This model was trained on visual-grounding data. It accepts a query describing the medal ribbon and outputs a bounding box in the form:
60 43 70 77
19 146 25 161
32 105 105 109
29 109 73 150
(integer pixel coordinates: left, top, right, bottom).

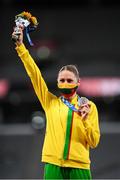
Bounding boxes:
60 96 82 112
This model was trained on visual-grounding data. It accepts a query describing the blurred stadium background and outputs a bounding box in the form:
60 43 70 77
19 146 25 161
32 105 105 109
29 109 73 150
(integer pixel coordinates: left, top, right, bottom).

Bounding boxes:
0 0 120 179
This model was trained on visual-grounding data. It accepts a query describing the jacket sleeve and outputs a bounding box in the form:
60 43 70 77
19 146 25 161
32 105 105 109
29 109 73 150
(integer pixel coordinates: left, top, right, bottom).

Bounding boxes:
83 101 100 148
15 43 57 111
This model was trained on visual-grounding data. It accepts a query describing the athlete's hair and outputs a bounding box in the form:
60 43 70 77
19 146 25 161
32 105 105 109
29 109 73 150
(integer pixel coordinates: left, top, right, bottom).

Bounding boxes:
59 64 80 81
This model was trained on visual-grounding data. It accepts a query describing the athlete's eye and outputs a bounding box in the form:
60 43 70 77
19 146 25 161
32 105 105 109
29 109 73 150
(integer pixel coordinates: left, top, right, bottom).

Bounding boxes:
67 79 73 83
60 79 65 83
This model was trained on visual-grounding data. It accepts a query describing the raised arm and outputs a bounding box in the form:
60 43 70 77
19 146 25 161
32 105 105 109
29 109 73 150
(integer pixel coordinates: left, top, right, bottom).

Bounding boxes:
12 27 57 111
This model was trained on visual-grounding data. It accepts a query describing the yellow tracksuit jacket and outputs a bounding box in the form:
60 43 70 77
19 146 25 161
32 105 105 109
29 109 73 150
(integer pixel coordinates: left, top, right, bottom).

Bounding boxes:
16 43 100 169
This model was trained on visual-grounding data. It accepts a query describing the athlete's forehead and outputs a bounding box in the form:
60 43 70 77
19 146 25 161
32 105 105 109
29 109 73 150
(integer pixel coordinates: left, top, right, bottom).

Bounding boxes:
58 70 76 79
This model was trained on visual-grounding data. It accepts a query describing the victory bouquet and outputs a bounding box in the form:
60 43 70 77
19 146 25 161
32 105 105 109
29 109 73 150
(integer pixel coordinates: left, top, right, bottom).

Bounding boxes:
12 11 38 46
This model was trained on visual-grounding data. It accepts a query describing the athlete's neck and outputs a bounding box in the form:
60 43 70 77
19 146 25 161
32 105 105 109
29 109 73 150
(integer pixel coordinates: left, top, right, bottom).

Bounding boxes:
62 92 76 101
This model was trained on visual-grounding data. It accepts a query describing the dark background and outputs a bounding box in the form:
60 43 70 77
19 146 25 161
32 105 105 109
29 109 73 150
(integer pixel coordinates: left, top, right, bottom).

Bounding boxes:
0 0 120 179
